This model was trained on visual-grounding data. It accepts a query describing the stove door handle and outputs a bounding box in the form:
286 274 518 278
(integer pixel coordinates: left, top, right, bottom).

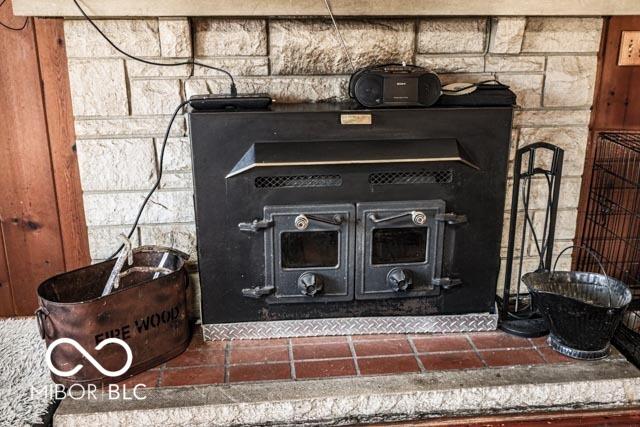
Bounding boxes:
294 214 343 230
433 277 462 290
238 219 274 233
368 211 427 225
435 211 467 291
435 213 468 225
241 285 275 298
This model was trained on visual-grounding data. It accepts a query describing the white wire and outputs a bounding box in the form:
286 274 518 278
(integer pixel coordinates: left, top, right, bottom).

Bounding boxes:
323 0 356 71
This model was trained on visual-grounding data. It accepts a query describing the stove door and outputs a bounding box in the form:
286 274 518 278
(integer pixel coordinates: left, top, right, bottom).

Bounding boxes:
356 200 445 300
264 204 355 304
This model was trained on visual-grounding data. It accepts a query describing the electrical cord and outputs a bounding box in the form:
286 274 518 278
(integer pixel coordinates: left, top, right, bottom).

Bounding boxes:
0 0 29 31
69 0 237 258
481 17 493 57
441 79 502 94
323 0 356 72
440 20 498 95
107 100 190 260
72 0 237 96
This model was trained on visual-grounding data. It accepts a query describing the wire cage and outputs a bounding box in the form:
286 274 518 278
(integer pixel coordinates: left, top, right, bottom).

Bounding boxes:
575 131 640 364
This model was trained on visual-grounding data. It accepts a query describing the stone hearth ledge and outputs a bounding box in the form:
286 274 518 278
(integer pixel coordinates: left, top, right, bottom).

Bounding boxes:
12 0 640 17
55 359 640 426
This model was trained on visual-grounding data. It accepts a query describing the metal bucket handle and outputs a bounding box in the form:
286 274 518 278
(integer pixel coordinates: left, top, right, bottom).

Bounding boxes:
35 306 50 339
118 266 175 279
552 245 612 307
552 245 609 281
133 245 190 261
103 242 190 296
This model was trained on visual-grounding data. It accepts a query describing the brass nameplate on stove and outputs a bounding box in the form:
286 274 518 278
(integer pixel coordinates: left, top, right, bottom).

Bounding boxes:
341 114 372 125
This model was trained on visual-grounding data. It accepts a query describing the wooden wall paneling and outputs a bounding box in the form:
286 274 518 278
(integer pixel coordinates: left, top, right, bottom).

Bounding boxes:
574 16 640 270
622 57 640 128
592 16 640 131
0 8 66 314
34 18 90 270
0 229 15 316
373 407 640 426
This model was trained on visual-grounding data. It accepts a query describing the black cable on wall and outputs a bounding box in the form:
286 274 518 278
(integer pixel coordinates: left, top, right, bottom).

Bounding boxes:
72 0 237 96
0 0 29 31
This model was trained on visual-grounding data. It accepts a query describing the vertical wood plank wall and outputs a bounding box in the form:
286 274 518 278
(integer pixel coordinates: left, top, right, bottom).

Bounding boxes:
591 17 640 131
34 19 90 271
0 2 89 316
574 16 640 269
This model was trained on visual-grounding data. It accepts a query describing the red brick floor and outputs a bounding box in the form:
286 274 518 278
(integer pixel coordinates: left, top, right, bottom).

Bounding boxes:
119 328 582 389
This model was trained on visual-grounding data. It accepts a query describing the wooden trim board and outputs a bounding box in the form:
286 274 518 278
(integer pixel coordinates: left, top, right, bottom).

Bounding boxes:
34 18 90 271
0 3 89 316
12 0 640 18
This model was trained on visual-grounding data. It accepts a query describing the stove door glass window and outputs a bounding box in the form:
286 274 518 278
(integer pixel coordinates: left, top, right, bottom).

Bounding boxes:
356 200 446 300
281 231 339 268
371 227 428 265
264 203 354 304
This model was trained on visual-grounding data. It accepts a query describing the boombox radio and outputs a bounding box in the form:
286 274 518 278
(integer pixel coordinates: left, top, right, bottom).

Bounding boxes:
349 63 442 108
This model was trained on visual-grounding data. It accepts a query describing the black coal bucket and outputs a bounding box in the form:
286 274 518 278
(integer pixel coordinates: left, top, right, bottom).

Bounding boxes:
522 246 632 360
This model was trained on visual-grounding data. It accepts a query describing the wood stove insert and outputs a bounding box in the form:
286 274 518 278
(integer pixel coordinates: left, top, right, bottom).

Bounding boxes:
189 94 515 339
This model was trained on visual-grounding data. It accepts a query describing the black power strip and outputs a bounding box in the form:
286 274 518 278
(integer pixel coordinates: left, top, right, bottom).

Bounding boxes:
189 94 272 111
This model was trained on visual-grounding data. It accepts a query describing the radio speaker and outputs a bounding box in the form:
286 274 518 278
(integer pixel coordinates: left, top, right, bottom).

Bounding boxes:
353 74 383 107
418 73 442 106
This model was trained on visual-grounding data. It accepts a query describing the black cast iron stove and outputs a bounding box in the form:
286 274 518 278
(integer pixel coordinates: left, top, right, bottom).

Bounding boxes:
189 89 515 340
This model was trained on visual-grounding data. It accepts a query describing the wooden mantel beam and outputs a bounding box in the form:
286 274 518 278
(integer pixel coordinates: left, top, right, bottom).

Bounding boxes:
12 0 640 17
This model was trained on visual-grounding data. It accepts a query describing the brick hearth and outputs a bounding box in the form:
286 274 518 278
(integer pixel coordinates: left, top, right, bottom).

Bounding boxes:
117 326 598 389
56 325 640 425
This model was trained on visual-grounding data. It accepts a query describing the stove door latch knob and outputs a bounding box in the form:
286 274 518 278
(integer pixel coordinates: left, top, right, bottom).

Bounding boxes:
387 268 412 292
298 272 324 296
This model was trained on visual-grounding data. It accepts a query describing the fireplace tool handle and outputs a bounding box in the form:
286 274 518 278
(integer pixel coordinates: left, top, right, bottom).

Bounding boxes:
500 141 564 337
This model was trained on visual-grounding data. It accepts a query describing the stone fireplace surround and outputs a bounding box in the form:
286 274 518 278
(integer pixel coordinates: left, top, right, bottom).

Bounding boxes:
19 3 608 318
12 3 640 424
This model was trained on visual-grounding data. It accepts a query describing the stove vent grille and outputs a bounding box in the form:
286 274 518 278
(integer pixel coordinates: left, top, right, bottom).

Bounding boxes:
255 174 342 188
369 169 453 185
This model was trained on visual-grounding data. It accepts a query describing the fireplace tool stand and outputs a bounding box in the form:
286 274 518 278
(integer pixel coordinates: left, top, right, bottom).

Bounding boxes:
499 142 564 337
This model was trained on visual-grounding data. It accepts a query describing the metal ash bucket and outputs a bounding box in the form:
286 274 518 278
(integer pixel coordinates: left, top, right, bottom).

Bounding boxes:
522 247 632 360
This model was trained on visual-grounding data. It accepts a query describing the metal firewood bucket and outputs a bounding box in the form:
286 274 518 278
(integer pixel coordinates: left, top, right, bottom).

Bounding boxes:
36 246 191 387
522 246 632 360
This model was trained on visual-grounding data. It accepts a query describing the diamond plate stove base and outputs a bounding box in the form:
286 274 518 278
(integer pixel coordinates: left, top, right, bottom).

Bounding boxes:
202 312 498 340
